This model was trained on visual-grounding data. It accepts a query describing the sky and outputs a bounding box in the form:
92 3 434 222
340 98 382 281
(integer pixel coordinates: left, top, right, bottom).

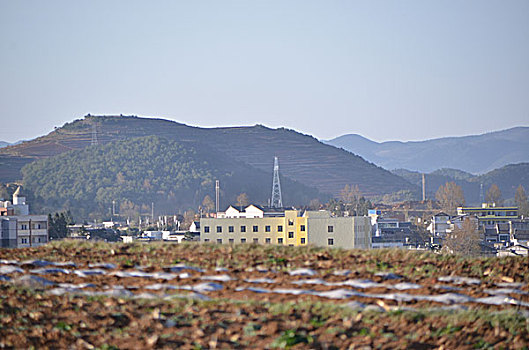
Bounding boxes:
1 1 528 143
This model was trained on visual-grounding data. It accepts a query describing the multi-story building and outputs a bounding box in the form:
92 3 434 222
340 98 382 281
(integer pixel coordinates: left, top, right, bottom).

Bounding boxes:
0 187 48 248
457 203 518 228
200 205 371 249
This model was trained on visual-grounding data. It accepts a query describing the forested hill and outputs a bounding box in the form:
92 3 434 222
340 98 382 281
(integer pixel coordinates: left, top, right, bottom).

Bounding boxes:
21 136 322 219
1 115 416 197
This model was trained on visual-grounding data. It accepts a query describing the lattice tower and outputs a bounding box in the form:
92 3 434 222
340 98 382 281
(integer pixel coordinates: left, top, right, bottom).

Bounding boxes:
271 157 283 208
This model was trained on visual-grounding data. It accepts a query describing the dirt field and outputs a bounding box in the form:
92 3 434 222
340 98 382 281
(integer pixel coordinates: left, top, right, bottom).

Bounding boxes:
1 241 528 349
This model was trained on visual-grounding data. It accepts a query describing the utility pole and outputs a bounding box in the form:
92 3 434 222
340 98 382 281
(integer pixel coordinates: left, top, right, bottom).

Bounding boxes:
422 173 426 202
215 180 220 213
151 202 154 225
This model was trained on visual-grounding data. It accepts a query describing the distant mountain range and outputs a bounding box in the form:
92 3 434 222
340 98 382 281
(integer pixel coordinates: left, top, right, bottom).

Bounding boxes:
0 141 11 148
325 127 529 174
0 115 416 217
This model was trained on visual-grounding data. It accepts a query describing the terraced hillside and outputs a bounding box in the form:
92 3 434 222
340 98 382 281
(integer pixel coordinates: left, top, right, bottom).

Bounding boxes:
0 115 416 197
1 241 528 349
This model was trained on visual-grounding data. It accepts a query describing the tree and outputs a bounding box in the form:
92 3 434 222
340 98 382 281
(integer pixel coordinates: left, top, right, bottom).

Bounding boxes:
202 195 215 213
183 210 197 229
435 182 465 214
308 198 321 210
443 217 481 256
340 185 361 209
515 185 529 217
48 212 69 239
236 193 249 208
485 184 503 206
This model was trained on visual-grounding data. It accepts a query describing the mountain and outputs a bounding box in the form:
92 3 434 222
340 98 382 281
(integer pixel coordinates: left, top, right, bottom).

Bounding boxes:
392 163 529 205
21 136 322 218
0 141 10 148
0 115 417 200
325 127 529 174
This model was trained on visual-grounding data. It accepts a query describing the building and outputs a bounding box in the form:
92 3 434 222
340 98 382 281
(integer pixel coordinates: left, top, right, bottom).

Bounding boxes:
457 203 518 228
427 212 451 237
304 210 371 249
0 187 48 248
200 205 371 249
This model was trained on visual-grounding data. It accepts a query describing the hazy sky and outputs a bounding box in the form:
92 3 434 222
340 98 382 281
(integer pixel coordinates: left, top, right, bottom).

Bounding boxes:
1 1 528 143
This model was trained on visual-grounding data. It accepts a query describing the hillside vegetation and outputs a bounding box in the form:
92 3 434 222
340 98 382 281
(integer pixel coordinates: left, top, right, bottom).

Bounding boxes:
21 136 321 219
1 115 417 197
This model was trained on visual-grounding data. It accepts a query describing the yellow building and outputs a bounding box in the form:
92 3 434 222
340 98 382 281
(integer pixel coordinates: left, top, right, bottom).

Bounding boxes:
200 205 371 249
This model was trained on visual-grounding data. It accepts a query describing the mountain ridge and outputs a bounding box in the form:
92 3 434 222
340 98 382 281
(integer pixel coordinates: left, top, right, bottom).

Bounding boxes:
325 126 529 174
0 115 417 198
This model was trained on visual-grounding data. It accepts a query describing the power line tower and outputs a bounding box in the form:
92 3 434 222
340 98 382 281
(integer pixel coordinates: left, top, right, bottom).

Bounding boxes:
91 124 98 146
271 156 283 208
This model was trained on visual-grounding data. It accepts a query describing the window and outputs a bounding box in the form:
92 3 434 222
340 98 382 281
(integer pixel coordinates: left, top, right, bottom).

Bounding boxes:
278 238 283 244
241 238 247 243
301 238 306 244
288 232 294 239
37 224 41 229
253 225 258 232
288 219 294 226
216 226 222 233
300 225 305 232
229 238 234 244
289 244 294 247
228 226 234 233
21 224 27 230
240 225 246 233
328 238 334 246
204 226 210 233
265 225 271 232
204 239 210 242
265 238 271 244
217 239 222 244
253 238 259 244
328 226 334 233
278 225 283 232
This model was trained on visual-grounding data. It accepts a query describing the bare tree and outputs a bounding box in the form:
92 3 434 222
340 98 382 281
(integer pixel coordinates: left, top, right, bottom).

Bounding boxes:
515 185 529 217
444 217 481 256
485 184 503 206
308 198 321 210
340 184 362 214
183 210 197 230
236 193 249 208
202 195 215 213
435 182 465 214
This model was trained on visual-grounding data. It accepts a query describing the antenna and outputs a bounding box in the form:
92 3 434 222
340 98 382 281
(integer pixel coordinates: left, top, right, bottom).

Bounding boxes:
271 157 283 208
215 180 220 213
91 124 98 146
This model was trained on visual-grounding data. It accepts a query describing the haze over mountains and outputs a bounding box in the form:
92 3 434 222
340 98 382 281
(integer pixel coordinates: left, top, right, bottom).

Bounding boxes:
325 127 529 174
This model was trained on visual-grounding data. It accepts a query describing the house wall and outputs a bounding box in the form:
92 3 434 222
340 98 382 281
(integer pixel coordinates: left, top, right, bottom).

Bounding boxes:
15 215 48 247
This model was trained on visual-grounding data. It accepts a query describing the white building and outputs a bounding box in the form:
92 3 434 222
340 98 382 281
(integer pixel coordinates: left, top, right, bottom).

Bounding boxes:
0 187 48 248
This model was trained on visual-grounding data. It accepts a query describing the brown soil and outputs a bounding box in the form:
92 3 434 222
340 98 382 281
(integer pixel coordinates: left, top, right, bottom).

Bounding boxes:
1 241 528 349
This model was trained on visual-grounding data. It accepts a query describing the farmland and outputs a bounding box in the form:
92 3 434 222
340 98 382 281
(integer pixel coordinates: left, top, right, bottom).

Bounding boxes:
1 241 528 349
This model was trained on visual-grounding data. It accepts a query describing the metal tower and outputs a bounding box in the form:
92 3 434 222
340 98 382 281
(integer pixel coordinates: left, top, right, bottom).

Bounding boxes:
91 124 98 146
271 157 283 208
